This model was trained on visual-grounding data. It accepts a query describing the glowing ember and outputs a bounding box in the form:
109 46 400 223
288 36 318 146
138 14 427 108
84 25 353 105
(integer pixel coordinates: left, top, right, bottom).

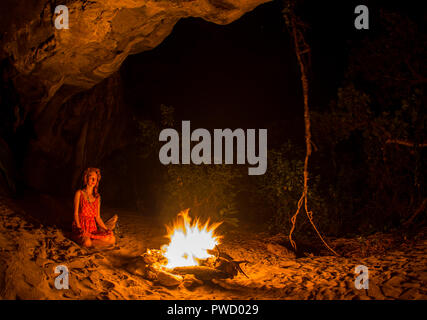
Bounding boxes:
161 209 222 269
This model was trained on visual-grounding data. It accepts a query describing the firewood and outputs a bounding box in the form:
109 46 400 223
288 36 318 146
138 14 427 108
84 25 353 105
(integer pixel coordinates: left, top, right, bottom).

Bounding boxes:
208 246 250 278
215 257 249 278
124 256 150 277
156 270 183 287
181 274 204 288
172 266 231 280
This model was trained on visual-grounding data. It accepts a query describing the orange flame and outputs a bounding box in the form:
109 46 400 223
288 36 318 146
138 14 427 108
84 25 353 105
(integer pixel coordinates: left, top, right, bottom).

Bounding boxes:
161 209 222 269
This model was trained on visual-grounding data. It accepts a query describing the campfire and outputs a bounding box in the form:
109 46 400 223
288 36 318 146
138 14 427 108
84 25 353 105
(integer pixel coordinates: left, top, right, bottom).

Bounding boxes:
126 209 249 287
161 209 222 268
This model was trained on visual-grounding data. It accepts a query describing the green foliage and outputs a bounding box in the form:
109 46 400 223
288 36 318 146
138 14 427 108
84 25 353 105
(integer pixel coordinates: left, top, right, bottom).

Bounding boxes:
160 104 174 127
135 104 242 226
311 11 426 233
135 104 174 159
255 141 328 236
163 164 243 226
135 118 158 159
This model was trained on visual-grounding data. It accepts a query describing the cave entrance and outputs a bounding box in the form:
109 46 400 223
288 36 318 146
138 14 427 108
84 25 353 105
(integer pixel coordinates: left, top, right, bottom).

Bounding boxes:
99 1 301 225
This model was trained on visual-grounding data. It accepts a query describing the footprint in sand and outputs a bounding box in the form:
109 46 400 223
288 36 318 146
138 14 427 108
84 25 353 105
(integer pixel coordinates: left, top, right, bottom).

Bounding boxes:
123 279 137 287
96 292 110 300
80 276 98 289
101 280 115 290
115 273 128 280
80 259 99 269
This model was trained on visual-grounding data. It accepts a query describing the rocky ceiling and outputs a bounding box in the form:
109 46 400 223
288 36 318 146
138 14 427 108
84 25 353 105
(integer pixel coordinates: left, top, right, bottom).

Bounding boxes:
0 0 272 196
1 0 272 115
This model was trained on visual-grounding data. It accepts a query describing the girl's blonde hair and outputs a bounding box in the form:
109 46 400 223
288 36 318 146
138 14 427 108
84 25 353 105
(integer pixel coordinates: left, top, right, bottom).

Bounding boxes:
82 167 101 198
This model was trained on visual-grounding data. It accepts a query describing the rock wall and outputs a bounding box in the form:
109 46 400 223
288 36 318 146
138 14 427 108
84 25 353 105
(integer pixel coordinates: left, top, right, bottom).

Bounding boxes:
22 72 132 195
0 0 272 195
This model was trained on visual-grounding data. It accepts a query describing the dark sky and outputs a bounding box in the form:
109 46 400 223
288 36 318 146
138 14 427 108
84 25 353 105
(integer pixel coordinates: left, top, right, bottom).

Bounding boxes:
119 0 417 146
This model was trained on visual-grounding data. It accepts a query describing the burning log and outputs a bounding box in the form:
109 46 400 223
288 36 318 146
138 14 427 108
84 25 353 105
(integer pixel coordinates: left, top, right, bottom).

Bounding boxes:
172 266 230 280
156 270 183 287
125 246 249 286
207 247 250 278
171 252 249 280
124 210 250 286
215 257 249 278
123 254 157 280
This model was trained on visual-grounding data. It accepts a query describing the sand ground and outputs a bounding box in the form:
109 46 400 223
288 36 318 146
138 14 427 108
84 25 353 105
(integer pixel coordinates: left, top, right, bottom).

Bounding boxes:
0 196 426 300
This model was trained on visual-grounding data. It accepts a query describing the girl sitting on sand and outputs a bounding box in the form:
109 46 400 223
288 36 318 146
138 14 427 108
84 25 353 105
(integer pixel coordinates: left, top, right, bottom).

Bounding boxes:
72 167 118 248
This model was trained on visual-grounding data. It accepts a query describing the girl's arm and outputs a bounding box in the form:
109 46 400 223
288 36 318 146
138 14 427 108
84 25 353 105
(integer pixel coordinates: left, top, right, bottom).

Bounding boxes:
74 190 81 228
95 197 109 230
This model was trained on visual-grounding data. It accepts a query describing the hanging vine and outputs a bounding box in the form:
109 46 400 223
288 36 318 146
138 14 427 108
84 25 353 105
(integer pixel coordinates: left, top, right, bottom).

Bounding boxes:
282 1 339 256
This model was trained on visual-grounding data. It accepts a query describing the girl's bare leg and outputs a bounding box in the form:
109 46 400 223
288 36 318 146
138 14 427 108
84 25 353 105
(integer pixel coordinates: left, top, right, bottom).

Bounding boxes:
82 236 92 247
91 234 116 247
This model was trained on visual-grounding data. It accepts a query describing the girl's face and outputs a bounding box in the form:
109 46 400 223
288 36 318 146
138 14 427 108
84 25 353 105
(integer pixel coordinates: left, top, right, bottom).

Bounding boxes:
87 172 98 188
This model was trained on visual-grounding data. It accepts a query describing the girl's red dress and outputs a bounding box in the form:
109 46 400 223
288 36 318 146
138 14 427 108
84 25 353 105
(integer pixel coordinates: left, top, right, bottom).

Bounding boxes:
72 192 112 240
